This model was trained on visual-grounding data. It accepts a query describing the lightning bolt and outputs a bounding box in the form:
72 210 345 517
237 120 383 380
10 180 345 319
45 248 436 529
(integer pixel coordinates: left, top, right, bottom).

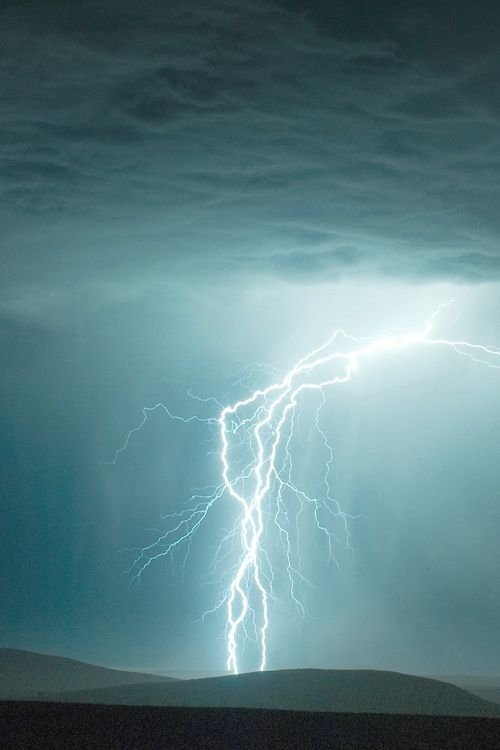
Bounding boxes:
110 302 500 674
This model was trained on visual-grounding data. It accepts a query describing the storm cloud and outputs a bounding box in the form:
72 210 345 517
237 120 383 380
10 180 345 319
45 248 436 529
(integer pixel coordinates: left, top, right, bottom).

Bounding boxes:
2 0 500 314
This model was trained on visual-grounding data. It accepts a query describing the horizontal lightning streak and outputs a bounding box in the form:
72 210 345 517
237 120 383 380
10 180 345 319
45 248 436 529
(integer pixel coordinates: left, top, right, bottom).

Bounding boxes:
111 304 500 674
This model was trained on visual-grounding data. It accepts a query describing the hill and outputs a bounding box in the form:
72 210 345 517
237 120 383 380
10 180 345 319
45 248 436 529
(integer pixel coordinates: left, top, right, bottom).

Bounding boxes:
0 649 175 699
430 675 500 706
53 668 500 717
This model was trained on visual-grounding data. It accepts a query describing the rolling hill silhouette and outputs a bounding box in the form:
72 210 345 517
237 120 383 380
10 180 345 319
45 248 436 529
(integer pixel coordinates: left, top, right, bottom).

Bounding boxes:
0 649 174 699
429 674 500 706
52 667 500 717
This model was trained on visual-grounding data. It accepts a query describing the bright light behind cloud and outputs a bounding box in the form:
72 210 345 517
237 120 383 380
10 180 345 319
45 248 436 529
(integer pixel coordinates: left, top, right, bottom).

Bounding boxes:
109 281 500 673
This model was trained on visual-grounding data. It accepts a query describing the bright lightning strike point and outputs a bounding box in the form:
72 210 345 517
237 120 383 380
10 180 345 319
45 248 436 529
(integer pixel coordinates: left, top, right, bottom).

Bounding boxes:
110 303 500 674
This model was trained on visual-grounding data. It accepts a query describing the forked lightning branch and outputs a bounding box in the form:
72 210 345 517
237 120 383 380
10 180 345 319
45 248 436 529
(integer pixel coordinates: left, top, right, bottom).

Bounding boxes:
110 304 500 674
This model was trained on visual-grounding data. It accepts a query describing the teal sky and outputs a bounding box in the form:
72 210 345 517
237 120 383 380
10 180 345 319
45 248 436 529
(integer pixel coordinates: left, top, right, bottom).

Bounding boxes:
1 1 500 676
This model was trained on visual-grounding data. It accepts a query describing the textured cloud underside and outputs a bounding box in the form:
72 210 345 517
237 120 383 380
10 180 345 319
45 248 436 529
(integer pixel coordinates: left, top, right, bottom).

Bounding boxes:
2 0 500 292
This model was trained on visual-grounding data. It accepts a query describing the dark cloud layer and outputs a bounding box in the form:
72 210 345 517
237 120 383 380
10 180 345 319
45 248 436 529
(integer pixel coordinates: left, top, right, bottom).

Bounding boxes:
2 0 500 305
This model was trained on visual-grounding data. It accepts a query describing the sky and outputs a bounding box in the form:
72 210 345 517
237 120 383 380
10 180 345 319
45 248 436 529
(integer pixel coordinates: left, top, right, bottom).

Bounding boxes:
1 0 500 676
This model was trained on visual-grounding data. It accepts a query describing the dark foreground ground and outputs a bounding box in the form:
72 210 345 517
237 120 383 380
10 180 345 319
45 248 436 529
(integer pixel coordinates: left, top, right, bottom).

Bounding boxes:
1 701 500 749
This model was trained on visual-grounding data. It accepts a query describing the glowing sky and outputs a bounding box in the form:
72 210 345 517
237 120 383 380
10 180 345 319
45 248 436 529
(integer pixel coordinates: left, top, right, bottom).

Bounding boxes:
1 1 500 675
